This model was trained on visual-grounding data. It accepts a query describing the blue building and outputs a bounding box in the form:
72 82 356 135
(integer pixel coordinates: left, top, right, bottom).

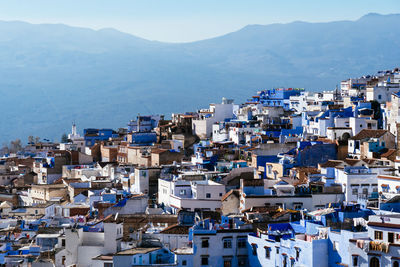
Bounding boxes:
127 115 163 133
248 205 372 267
251 88 304 111
127 132 157 145
83 128 118 147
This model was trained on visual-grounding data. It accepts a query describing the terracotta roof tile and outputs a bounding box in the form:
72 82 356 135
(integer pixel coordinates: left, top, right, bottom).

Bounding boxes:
221 190 240 201
159 224 190 235
350 129 389 140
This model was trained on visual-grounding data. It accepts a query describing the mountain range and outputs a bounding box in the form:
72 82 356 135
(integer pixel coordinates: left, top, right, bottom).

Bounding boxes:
0 13 400 143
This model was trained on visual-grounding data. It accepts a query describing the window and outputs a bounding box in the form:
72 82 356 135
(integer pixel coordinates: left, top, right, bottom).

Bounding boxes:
393 261 399 267
353 256 358 266
104 263 113 267
362 188 368 196
202 239 209 248
294 203 303 210
333 241 339 251
206 193 211 198
237 237 246 248
62 239 65 247
388 232 394 243
238 256 247 266
396 233 400 241
219 193 223 197
265 247 270 258
375 231 383 240
201 256 209 266
352 188 358 195
251 244 257 255
182 260 187 266
370 257 379 267
296 248 300 260
223 258 232 267
223 238 232 249
180 189 186 195
276 247 280 254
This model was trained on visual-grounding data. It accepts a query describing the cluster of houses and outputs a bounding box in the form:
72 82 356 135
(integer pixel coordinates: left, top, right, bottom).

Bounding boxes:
1 68 400 266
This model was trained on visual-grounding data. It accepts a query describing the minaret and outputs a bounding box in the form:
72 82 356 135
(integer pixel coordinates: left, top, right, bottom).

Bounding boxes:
72 122 77 137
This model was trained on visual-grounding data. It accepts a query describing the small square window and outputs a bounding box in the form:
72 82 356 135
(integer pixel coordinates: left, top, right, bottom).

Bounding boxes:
237 238 246 248
201 256 209 266
182 260 187 266
223 239 232 249
375 231 383 240
202 239 209 248
352 188 358 195
206 193 211 198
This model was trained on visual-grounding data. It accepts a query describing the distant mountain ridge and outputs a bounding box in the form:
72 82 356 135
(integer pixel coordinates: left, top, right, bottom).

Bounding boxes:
0 13 399 143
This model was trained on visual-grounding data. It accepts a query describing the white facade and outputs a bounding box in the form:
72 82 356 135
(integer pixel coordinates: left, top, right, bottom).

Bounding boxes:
192 230 250 267
366 82 400 104
55 222 123 267
349 117 377 136
335 167 378 203
158 178 225 212
192 98 238 139
348 214 400 267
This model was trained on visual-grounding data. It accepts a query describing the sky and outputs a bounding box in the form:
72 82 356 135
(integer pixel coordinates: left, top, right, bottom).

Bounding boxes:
0 0 399 42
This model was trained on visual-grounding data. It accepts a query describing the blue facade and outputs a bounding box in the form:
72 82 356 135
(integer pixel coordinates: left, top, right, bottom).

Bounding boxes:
129 132 157 145
252 88 304 110
84 128 118 147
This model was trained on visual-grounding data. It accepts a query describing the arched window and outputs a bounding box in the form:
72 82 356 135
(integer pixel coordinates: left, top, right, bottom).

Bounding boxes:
370 257 380 267
393 261 399 267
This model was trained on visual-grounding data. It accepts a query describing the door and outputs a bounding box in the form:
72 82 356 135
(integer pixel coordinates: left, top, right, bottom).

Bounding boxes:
369 257 379 267
389 232 394 243
223 259 232 267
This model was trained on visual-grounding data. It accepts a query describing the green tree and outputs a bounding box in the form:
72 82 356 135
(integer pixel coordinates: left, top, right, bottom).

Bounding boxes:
61 133 69 143
10 139 22 153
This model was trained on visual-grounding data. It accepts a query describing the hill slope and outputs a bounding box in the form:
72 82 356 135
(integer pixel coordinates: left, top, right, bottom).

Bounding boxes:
0 13 399 142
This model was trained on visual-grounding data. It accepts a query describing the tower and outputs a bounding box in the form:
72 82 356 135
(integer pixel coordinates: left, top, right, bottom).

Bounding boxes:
72 123 77 137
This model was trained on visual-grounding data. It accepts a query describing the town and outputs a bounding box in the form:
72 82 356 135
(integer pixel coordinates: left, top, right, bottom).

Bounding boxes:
1 68 400 267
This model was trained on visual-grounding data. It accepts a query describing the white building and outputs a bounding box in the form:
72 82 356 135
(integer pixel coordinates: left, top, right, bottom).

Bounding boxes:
55 221 123 267
158 177 225 212
191 228 252 267
335 166 378 203
349 117 378 136
192 98 238 139
366 80 400 104
348 214 400 267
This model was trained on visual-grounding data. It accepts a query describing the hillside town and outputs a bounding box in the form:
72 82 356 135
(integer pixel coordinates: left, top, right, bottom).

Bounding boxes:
2 68 400 267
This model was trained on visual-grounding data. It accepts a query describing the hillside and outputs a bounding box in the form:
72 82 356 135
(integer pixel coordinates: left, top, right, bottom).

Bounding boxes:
0 13 399 142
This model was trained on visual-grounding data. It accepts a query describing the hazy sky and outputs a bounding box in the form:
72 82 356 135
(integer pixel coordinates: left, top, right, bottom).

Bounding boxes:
0 0 399 42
